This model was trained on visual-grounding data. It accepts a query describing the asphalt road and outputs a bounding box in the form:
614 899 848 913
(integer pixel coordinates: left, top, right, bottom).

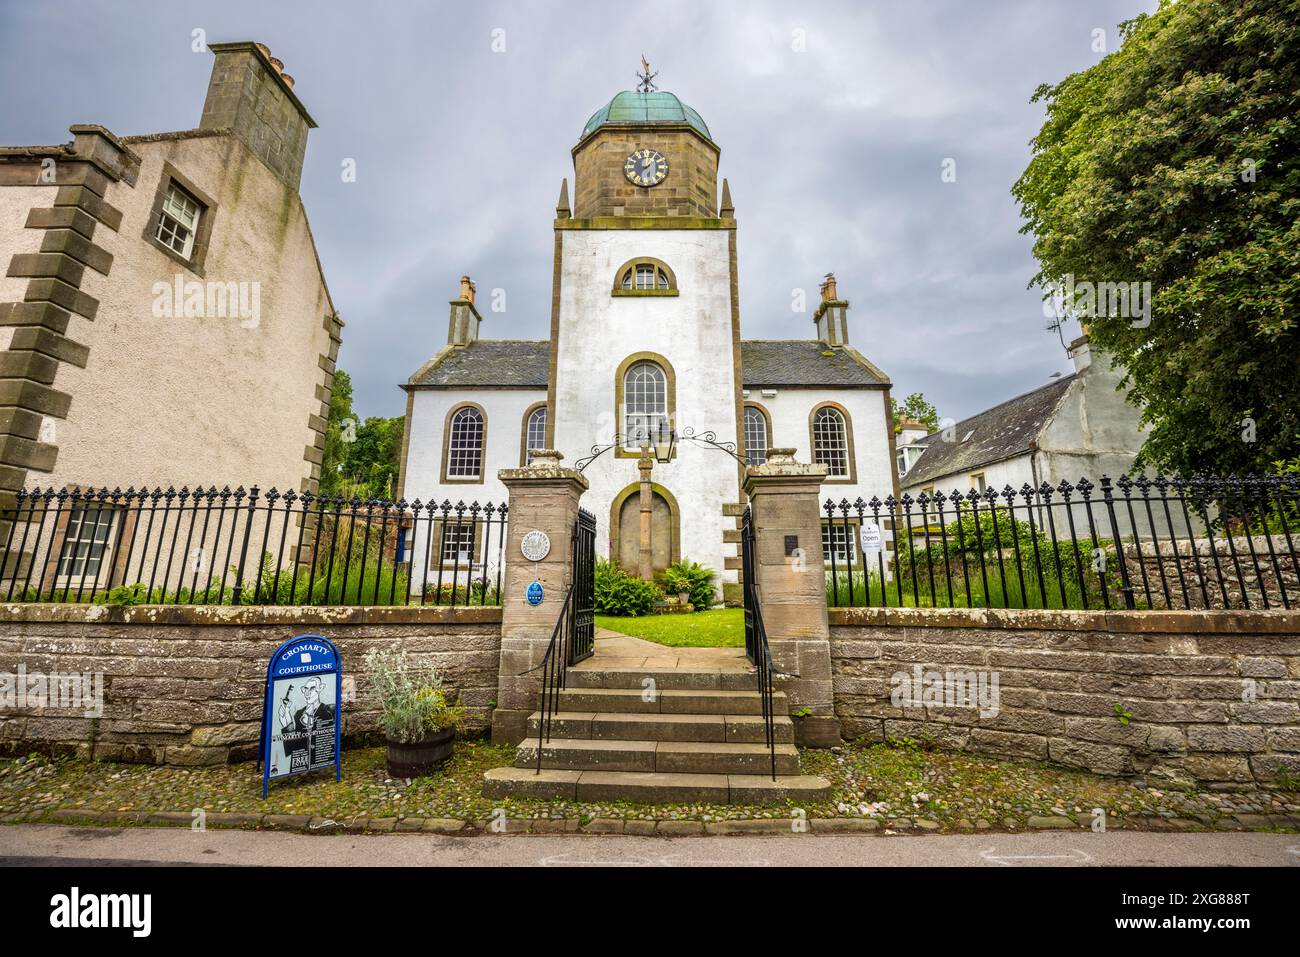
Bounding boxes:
2 825 1298 867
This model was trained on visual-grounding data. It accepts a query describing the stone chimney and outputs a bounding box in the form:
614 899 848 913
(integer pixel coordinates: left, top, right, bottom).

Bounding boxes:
200 41 317 191
447 276 482 346
813 272 849 346
1068 331 1093 373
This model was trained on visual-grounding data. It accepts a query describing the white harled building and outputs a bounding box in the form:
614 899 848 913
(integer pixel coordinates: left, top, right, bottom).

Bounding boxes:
397 83 901 601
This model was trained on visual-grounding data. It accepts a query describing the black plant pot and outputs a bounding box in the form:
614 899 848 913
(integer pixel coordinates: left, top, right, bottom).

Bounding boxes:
386 727 455 778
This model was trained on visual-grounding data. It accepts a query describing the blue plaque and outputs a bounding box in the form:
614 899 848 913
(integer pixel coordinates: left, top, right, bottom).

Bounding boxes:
258 634 343 797
526 580 545 606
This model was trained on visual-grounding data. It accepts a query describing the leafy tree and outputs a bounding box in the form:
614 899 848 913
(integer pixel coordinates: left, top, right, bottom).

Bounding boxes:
319 368 405 500
891 393 940 434
1012 0 1300 476
319 368 355 496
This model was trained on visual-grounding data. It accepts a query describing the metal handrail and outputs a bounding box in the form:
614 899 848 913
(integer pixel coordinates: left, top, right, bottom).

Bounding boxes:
749 585 778 780
533 581 576 774
740 505 777 780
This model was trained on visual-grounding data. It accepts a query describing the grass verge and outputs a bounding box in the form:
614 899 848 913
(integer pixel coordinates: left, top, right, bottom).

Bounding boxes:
595 607 745 647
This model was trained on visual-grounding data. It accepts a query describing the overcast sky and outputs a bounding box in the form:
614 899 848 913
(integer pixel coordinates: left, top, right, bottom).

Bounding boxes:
1 0 1155 421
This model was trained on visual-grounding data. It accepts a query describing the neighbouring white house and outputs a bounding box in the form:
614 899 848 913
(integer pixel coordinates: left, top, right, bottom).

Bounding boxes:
396 83 902 602
901 333 1147 506
895 418 932 480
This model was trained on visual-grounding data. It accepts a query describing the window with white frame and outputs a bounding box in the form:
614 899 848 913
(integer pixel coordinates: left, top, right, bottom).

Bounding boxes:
446 406 485 478
822 521 857 565
56 505 117 581
744 407 769 465
524 406 547 464
439 522 478 565
623 361 668 447
155 182 202 259
812 406 849 477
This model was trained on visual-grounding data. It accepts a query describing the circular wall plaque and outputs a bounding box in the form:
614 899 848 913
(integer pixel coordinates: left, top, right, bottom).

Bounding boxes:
521 530 551 562
526 581 545 606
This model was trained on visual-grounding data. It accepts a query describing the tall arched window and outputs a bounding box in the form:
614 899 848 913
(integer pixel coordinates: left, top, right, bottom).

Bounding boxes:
444 405 485 481
811 405 852 480
522 405 547 465
744 405 770 466
623 361 668 447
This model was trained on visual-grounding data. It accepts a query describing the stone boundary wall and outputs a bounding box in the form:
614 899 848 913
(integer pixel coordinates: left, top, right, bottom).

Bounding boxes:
0 603 501 765
1122 536 1299 610
829 607 1300 788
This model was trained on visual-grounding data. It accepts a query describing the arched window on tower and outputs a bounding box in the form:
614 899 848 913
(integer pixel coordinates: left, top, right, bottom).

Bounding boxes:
623 361 668 448
612 258 677 295
810 404 853 480
744 405 770 466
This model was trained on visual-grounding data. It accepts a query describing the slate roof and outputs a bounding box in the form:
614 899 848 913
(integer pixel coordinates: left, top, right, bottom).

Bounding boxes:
406 341 549 388
902 374 1078 487
404 339 887 390
740 341 885 387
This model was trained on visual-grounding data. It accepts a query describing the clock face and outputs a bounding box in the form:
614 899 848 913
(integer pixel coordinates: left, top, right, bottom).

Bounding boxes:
624 148 669 187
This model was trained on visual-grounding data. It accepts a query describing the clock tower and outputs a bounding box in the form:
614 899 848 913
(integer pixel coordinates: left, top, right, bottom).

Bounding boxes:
547 69 744 592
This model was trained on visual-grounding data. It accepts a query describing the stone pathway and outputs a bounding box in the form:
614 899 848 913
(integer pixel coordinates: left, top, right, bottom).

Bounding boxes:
579 630 748 669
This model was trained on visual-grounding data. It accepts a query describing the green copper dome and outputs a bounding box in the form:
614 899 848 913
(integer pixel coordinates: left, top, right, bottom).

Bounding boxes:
581 91 711 141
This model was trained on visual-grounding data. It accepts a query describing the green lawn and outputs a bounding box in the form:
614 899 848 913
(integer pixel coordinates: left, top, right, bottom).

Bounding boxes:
595 607 745 647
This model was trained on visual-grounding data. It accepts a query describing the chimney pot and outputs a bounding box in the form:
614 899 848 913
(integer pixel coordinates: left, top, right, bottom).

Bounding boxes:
269 56 285 72
459 276 476 304
813 273 849 346
279 72 295 88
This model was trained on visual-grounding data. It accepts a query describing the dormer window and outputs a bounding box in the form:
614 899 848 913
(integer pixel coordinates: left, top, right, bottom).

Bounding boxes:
612 258 678 296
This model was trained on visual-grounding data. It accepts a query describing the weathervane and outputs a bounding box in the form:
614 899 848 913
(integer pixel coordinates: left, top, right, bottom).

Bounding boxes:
636 55 658 93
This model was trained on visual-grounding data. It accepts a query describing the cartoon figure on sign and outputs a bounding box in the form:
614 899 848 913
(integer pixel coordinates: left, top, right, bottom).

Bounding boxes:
278 675 336 771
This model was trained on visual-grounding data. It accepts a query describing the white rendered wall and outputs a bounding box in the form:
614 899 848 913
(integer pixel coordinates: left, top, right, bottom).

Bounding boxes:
748 386 897 558
552 228 742 584
401 386 544 597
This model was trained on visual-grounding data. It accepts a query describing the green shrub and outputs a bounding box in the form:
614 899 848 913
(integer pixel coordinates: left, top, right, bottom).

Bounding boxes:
594 558 660 616
658 559 717 609
363 647 465 744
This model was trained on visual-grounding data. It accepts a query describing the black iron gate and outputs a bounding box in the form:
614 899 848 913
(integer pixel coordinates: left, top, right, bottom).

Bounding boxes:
570 507 596 664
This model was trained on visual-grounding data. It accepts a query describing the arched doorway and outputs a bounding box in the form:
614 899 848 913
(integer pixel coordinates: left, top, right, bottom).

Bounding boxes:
609 482 680 578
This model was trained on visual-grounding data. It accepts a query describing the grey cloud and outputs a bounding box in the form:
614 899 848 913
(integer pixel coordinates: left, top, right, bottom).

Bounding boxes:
0 0 1154 422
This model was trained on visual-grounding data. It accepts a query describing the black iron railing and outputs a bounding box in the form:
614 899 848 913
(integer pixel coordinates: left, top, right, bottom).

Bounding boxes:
532 508 597 773
825 473 1300 611
741 506 778 780
0 486 507 607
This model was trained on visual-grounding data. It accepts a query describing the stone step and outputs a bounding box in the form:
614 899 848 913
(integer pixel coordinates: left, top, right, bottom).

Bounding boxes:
556 687 785 716
514 738 802 775
565 666 756 692
483 767 833 805
526 711 794 744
